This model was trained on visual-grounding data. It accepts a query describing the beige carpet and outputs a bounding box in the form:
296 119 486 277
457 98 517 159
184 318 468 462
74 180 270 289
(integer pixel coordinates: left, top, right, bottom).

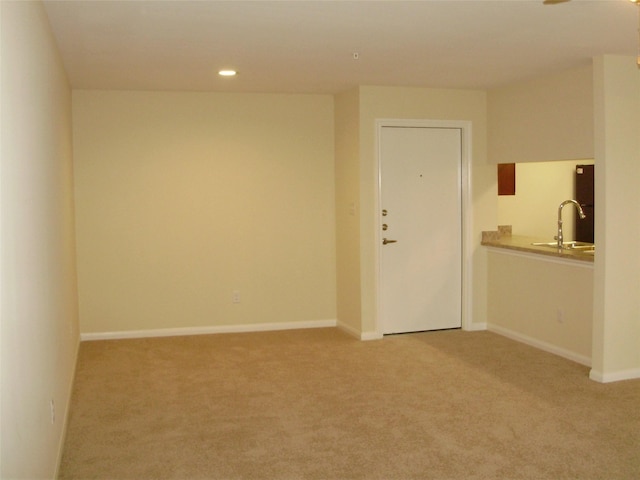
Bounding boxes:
59 328 640 479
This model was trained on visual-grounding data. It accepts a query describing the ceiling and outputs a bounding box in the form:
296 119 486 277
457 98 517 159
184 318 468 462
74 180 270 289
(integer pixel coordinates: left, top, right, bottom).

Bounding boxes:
43 0 639 94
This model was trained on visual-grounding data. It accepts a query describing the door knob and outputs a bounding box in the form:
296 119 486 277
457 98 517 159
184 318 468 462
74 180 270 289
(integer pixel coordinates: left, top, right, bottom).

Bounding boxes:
382 238 398 245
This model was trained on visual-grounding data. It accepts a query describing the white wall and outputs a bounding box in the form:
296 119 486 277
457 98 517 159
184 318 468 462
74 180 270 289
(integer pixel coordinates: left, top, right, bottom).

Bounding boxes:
498 160 594 240
72 91 336 335
0 2 79 478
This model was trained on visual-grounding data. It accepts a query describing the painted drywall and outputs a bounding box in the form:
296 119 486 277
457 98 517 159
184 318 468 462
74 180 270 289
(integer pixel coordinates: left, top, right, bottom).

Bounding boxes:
334 88 362 336
0 2 79 478
497 160 594 240
73 91 336 334
591 55 640 382
488 64 594 164
354 86 494 335
487 251 593 364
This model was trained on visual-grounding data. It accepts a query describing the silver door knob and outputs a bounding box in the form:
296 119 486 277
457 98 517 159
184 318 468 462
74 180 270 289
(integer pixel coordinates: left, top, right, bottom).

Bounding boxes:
383 238 398 245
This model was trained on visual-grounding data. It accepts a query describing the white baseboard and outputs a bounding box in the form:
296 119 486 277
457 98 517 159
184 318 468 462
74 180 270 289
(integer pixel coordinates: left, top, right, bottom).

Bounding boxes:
464 322 487 332
589 367 640 383
336 321 383 341
360 331 384 341
80 319 337 341
487 323 591 367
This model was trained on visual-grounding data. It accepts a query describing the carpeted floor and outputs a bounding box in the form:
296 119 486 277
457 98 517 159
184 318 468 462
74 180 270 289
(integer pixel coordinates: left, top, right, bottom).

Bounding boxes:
59 328 640 479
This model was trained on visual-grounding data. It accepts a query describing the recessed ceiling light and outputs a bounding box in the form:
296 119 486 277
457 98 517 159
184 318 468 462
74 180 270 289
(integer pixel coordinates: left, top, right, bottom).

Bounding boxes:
218 70 237 77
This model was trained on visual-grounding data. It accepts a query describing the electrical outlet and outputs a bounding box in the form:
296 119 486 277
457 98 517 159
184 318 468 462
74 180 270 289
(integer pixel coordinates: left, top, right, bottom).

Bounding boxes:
50 399 55 425
232 290 241 304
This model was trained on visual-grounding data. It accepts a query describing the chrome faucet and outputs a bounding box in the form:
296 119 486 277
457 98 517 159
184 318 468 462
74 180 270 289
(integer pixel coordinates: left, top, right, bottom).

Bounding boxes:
556 199 586 249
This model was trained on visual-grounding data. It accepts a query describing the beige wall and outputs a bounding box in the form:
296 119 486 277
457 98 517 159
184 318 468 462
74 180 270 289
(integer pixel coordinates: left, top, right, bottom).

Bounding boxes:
488 251 593 364
488 64 594 164
352 86 494 335
73 91 336 334
498 160 594 240
487 57 640 382
591 55 640 382
0 2 79 478
334 89 362 335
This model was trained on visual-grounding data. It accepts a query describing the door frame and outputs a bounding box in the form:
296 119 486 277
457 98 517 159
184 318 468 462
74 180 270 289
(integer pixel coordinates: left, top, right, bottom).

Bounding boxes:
375 119 473 335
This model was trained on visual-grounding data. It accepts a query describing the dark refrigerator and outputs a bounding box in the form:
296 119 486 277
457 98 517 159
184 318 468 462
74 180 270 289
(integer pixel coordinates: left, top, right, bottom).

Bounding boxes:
575 164 594 243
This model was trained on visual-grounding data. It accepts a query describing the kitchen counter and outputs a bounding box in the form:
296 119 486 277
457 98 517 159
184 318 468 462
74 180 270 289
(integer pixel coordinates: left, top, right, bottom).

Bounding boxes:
481 226 594 263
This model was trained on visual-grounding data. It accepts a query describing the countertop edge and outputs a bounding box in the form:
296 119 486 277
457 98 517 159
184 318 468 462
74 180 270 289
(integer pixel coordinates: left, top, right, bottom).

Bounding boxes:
481 229 594 263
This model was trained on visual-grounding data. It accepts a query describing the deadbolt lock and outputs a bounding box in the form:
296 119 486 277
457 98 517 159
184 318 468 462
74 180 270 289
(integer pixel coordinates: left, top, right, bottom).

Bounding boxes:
382 224 388 231
382 209 388 216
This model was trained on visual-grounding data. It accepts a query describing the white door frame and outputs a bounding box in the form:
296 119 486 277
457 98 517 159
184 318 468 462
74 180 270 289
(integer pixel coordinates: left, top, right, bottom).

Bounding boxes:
375 119 473 336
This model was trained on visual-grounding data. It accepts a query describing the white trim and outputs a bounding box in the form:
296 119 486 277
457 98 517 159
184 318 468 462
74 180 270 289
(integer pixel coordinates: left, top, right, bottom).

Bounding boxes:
488 323 591 367
589 367 640 383
337 321 383 340
375 119 473 336
485 246 595 269
465 322 487 332
80 319 337 342
360 331 384 341
460 124 473 333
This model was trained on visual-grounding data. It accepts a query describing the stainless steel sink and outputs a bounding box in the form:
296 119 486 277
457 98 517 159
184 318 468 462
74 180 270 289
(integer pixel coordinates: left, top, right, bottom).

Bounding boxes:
569 244 595 251
531 241 594 252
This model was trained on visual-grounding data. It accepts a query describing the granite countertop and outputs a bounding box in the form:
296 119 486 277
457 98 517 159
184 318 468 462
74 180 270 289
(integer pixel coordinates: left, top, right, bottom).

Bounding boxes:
481 226 594 263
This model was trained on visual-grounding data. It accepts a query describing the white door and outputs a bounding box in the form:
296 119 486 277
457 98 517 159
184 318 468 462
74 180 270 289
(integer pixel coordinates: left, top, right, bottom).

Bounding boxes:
380 126 462 334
